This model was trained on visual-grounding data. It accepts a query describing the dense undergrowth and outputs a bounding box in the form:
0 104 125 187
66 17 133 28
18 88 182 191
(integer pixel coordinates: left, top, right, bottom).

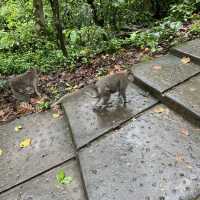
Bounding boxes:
0 0 200 76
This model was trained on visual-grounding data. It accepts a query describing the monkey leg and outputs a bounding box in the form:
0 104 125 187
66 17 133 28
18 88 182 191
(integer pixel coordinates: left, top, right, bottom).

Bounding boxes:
120 90 127 105
117 92 123 104
95 97 101 106
101 94 111 109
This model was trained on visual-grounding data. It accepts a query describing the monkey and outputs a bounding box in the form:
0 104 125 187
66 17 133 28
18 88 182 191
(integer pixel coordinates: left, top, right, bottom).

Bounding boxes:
8 68 41 102
86 70 134 111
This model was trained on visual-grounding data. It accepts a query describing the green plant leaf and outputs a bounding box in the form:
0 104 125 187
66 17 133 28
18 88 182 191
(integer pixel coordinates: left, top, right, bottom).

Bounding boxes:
56 169 73 185
62 176 73 185
56 169 65 183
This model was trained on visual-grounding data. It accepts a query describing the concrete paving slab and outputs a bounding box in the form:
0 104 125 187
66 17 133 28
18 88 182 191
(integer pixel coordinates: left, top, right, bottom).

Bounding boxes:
133 54 200 95
171 39 200 65
79 104 200 200
0 111 75 193
164 74 200 121
0 159 86 200
62 83 157 149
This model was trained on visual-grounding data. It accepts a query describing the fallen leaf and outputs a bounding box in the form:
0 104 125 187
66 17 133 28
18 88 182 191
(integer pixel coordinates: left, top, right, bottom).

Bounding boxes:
0 110 5 118
180 128 189 136
17 102 34 114
0 148 3 156
181 57 191 64
152 65 162 70
176 153 184 163
15 125 23 132
153 106 166 113
52 113 60 119
143 47 150 53
30 98 40 105
20 138 31 148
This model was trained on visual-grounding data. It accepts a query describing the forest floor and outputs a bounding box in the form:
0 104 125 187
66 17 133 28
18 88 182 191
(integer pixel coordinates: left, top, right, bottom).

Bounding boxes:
0 18 197 124
0 46 166 124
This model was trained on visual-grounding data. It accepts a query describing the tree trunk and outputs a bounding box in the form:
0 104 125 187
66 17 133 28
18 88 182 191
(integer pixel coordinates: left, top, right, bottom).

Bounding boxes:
49 0 67 57
33 0 46 34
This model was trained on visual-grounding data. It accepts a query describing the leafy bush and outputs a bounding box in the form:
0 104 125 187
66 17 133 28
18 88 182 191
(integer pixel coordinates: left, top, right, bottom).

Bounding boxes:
0 0 199 75
190 19 200 34
169 3 195 21
128 20 183 52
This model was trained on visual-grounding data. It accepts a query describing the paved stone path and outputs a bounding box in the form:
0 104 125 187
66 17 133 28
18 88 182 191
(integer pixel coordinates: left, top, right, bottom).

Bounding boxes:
0 39 200 200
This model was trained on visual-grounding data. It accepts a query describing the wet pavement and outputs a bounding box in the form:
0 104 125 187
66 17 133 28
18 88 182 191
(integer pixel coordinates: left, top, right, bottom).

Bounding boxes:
0 111 74 193
79 105 200 200
171 39 200 65
164 74 200 121
1 39 200 200
63 83 157 148
134 54 200 94
0 160 86 200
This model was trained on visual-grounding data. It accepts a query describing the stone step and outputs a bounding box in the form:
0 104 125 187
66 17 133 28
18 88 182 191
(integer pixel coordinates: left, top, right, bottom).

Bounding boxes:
133 53 200 123
133 54 200 97
62 83 158 149
0 111 75 193
170 39 200 65
78 104 200 200
163 74 200 122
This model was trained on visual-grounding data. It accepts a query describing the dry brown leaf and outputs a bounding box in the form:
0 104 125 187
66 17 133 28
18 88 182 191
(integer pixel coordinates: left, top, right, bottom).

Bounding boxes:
152 65 162 70
181 57 191 64
30 98 40 105
0 110 5 118
180 128 189 136
143 48 150 53
40 75 49 81
17 102 34 114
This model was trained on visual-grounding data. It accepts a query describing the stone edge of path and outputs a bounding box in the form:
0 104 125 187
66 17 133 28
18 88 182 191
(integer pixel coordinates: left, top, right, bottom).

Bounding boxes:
132 55 200 124
170 39 200 65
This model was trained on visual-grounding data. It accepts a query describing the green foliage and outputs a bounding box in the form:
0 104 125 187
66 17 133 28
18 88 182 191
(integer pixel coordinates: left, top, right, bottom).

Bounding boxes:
56 169 73 185
169 3 195 21
0 0 199 75
38 101 50 110
190 20 200 33
128 19 183 52
0 80 7 91
0 47 65 75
